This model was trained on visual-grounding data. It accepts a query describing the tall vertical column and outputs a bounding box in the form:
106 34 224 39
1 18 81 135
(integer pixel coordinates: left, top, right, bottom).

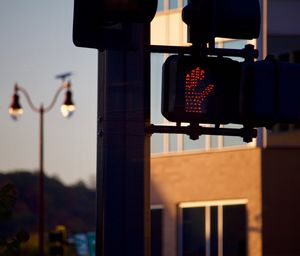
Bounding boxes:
96 23 151 256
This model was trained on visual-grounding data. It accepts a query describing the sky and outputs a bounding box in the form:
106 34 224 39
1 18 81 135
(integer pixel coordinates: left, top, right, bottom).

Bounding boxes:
0 0 273 186
0 0 98 186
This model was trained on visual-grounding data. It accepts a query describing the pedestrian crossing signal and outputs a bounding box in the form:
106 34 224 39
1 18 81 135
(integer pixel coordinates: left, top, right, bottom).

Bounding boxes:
161 55 241 125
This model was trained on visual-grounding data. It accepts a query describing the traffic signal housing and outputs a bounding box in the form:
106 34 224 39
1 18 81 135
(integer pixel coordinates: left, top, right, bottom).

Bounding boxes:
161 55 241 125
162 54 300 129
95 0 157 22
182 0 260 44
240 57 300 126
73 0 157 49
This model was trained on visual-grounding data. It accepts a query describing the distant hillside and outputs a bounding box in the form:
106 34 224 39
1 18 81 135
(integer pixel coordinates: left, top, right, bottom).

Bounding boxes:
0 171 96 236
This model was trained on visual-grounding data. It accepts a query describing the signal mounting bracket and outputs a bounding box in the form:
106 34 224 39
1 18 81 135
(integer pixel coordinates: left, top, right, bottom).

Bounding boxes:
149 123 257 143
150 44 258 60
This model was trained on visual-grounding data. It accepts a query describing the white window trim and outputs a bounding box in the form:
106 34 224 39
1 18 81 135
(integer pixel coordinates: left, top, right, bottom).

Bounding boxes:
179 199 248 208
178 199 248 256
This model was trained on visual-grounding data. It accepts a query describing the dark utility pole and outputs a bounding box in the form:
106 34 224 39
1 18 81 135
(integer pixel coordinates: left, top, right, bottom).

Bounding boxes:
72 1 156 254
96 23 151 256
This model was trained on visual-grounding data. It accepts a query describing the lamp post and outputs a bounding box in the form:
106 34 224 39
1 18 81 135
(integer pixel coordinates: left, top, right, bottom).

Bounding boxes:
8 75 75 256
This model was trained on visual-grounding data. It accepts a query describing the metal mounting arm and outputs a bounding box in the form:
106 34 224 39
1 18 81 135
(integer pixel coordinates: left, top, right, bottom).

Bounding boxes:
150 44 259 60
149 124 257 143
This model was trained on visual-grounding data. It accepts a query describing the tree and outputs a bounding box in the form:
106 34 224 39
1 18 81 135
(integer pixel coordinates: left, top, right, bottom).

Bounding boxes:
0 183 29 255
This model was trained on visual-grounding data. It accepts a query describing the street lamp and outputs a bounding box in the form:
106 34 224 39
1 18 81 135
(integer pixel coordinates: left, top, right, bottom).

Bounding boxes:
8 74 75 256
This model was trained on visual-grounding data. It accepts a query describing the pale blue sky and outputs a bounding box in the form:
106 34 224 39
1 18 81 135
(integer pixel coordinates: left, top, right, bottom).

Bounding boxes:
0 1 254 185
0 0 98 185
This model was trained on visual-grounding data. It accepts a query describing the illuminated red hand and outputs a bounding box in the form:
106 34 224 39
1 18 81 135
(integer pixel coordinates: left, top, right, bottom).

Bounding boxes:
185 67 215 114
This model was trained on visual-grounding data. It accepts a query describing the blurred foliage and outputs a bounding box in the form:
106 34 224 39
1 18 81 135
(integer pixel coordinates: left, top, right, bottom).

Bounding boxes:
0 183 16 220
0 171 96 255
0 171 96 233
19 232 77 256
0 183 30 255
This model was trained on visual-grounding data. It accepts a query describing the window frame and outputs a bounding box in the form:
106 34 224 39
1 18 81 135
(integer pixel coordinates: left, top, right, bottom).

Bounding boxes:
177 199 248 256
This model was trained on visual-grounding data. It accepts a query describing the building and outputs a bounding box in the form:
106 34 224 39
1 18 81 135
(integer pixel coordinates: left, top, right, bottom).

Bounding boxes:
149 1 300 255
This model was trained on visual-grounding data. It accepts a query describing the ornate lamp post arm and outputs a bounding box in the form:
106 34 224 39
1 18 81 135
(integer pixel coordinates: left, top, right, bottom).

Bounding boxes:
15 84 40 113
10 80 75 118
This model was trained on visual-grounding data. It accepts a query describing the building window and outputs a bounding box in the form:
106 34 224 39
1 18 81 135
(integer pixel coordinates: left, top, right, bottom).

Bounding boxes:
223 40 248 50
157 0 164 12
151 206 163 256
178 200 247 256
223 124 248 147
184 134 205 151
151 53 164 125
169 0 178 10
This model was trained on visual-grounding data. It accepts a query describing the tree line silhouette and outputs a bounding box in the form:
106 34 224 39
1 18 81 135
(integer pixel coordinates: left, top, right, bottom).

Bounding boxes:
0 171 96 239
